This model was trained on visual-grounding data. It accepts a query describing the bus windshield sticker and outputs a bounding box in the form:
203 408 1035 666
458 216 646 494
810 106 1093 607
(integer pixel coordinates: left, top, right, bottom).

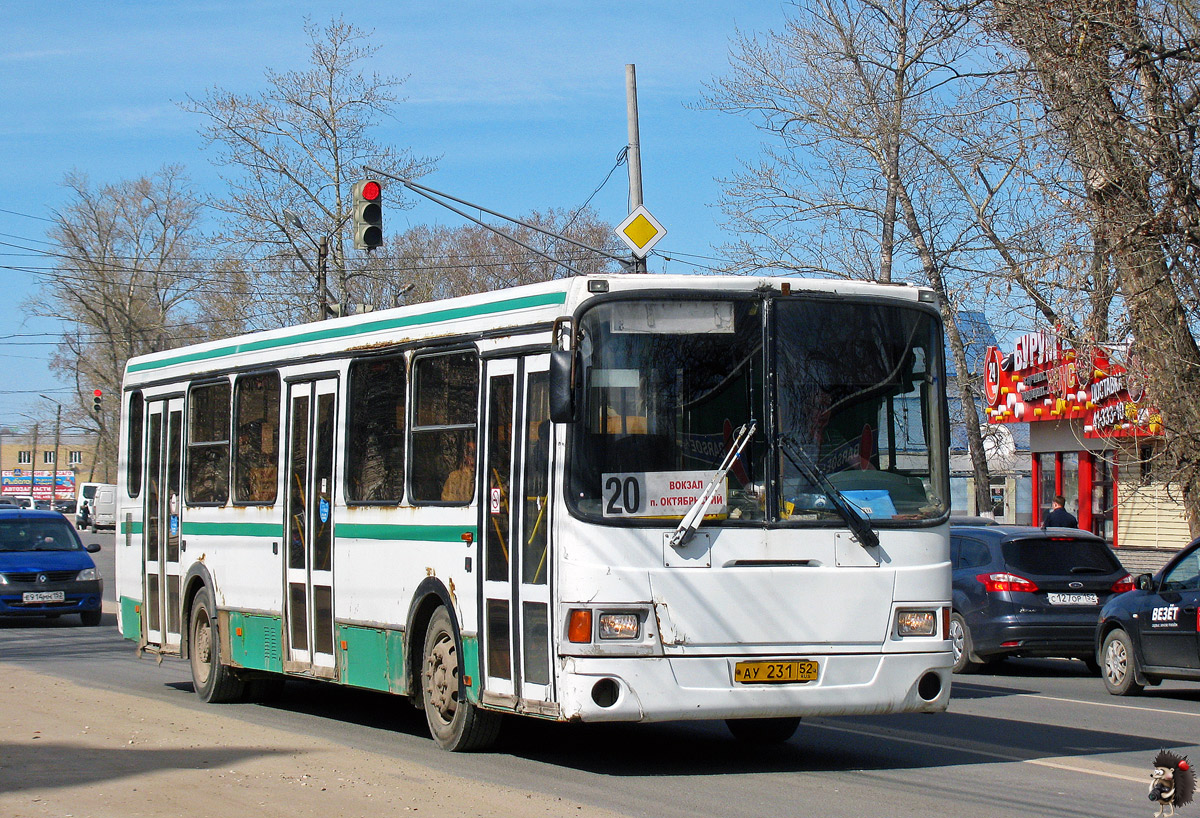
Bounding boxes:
602 471 727 518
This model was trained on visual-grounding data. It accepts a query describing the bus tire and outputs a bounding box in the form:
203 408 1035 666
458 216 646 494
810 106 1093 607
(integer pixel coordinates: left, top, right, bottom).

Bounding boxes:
421 606 501 751
189 587 246 704
725 717 801 744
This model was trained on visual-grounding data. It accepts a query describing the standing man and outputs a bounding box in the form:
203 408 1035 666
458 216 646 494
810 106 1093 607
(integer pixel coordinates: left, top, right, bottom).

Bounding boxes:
1044 495 1078 528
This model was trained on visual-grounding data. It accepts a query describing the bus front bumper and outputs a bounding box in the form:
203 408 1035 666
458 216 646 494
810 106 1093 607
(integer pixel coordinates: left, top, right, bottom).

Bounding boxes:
556 650 952 722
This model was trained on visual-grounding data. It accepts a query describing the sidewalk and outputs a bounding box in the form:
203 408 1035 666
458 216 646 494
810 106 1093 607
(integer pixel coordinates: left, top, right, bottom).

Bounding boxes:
0 664 622 818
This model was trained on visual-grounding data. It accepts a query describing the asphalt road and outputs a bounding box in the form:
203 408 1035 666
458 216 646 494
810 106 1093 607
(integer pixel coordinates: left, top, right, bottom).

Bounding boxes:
3 530 1198 818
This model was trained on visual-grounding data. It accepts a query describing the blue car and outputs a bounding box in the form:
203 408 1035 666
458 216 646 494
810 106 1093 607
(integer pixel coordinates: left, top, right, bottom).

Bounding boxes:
950 525 1132 673
0 509 103 626
1097 536 1200 695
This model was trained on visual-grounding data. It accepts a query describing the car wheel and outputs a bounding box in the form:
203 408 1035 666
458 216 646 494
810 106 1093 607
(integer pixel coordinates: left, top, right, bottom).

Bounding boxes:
421 606 501 751
189 587 246 703
1101 629 1143 696
949 613 979 674
79 610 102 627
725 717 801 744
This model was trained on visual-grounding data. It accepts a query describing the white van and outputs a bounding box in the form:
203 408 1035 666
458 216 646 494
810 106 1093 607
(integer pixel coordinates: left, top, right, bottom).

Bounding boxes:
78 482 117 532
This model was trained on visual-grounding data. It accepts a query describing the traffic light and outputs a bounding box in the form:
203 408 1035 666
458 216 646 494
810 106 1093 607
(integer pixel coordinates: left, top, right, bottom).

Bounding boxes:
352 179 383 251
92 389 102 413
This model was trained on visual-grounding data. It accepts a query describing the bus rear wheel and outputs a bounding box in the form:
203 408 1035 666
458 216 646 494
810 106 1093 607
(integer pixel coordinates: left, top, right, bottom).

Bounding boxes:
725 717 801 744
420 606 501 751
189 588 246 703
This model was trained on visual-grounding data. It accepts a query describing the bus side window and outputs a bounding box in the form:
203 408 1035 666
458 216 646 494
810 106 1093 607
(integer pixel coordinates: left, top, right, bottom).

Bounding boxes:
127 391 144 498
233 372 281 504
410 351 479 504
346 354 407 503
187 381 231 505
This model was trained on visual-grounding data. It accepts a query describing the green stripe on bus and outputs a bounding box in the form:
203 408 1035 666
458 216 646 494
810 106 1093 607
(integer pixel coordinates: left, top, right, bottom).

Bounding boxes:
180 521 285 537
119 596 141 643
335 523 477 543
127 291 567 373
121 520 143 535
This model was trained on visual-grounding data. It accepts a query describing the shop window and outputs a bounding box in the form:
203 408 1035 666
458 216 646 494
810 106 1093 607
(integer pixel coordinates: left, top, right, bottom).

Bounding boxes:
17 451 30 465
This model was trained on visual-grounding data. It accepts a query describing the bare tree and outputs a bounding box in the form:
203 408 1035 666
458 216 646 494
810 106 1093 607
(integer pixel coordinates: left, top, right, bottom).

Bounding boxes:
362 208 622 308
989 0 1200 531
27 166 211 472
703 0 1001 512
183 16 435 324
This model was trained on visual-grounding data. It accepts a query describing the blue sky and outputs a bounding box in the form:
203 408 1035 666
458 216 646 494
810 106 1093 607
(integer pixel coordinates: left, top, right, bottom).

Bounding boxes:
0 1 790 424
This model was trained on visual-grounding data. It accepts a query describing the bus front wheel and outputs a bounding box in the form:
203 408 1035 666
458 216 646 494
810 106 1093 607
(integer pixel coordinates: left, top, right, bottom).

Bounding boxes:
420 606 501 751
725 717 801 744
189 587 246 703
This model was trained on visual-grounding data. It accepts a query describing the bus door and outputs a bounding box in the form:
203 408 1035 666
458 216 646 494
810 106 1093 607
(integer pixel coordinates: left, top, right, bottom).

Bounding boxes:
143 397 184 652
283 378 338 676
480 356 554 708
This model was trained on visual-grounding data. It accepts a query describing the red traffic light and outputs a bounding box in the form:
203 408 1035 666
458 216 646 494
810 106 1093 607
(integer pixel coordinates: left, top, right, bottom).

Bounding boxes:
93 389 103 398
360 180 381 202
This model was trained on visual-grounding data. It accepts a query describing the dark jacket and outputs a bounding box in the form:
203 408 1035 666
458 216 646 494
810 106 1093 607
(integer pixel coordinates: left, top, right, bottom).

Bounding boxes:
1044 507 1078 528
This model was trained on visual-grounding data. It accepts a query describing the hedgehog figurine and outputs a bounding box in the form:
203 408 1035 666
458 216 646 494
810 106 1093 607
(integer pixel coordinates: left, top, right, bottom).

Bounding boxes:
1150 750 1195 817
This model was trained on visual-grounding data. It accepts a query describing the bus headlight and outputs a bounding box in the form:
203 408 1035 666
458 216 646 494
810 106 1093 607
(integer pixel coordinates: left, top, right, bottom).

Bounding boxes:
895 610 937 637
598 612 640 640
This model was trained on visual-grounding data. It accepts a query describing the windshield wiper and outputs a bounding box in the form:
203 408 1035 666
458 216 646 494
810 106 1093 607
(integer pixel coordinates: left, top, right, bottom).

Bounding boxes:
668 420 757 549
778 435 879 549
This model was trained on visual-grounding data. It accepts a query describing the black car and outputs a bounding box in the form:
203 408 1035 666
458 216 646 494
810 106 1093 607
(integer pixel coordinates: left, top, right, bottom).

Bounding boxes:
950 525 1132 673
1097 536 1200 695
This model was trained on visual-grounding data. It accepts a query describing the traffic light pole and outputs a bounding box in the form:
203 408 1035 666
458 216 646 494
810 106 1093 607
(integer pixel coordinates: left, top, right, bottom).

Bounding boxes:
318 236 330 320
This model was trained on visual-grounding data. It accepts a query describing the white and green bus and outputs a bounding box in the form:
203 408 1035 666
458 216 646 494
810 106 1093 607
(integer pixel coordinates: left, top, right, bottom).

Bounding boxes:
115 274 952 750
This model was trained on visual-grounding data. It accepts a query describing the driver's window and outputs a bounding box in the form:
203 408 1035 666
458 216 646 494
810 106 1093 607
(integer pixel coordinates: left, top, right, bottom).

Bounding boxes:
1161 553 1200 592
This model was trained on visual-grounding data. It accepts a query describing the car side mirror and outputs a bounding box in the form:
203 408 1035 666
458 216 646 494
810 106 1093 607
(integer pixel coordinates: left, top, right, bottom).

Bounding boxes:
1136 573 1154 591
85 543 101 553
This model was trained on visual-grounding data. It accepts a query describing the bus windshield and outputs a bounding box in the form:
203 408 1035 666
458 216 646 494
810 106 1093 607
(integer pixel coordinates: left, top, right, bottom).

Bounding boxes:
568 295 948 525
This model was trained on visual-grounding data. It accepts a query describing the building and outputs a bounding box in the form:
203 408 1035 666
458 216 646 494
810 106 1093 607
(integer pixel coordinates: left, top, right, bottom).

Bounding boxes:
983 330 1187 572
949 311 1032 524
0 426 104 503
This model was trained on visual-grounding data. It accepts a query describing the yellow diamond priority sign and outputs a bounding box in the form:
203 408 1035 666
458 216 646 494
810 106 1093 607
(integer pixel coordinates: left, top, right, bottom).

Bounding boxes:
616 205 666 259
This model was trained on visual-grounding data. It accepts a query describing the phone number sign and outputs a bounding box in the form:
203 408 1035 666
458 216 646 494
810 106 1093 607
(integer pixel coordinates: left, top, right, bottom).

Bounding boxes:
602 471 726 518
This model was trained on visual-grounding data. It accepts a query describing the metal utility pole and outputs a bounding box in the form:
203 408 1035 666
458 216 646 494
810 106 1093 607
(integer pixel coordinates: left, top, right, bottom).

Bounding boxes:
50 403 61 504
626 64 647 274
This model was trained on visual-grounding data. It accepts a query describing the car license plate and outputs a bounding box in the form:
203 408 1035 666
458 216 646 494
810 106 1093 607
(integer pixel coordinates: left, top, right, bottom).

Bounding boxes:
734 659 819 684
1046 592 1098 605
22 591 65 603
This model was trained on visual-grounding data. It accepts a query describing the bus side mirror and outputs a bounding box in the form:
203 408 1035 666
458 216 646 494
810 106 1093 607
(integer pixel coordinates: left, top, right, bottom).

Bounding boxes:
549 349 577 423
1136 573 1154 591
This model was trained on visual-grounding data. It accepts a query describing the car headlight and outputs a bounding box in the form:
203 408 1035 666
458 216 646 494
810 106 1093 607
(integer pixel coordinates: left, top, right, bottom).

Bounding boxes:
0 573 8 585
76 568 99 581
896 609 937 637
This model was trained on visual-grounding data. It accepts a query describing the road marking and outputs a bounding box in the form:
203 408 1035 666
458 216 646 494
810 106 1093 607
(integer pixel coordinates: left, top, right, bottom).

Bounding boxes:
1012 692 1200 719
955 685 1200 719
808 721 1147 783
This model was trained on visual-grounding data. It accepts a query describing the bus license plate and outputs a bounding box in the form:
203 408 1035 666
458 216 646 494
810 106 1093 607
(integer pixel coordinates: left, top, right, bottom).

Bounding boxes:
734 660 818 684
23 591 65 603
1047 593 1098 605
